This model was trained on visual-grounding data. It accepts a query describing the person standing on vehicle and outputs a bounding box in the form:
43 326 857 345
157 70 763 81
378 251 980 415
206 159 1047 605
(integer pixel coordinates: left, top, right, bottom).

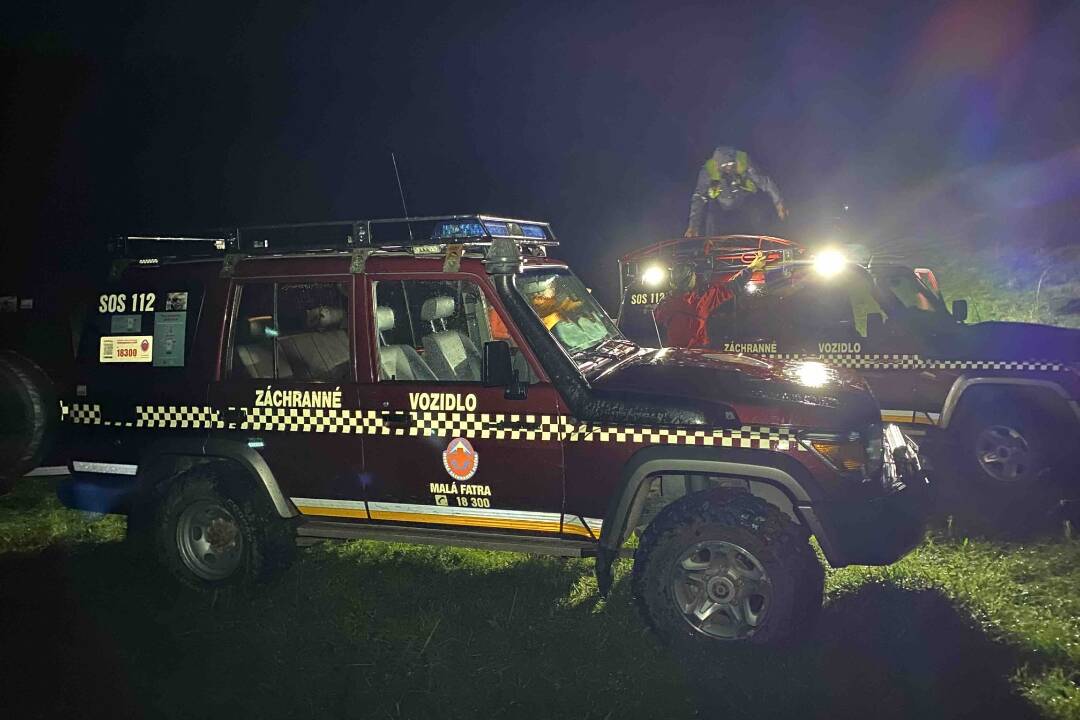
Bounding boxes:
654 251 768 348
685 146 787 237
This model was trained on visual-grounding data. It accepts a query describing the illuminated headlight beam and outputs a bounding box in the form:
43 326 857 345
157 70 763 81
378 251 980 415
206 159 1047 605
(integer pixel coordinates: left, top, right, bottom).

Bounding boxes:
812 248 847 278
641 264 668 288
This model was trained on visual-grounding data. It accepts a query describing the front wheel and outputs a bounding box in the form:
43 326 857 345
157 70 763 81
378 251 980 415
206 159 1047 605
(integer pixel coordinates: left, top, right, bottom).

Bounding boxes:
155 465 294 591
632 490 822 647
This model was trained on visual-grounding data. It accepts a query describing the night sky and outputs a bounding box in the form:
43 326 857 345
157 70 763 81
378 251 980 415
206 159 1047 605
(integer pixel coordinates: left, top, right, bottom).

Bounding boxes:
2 0 1078 304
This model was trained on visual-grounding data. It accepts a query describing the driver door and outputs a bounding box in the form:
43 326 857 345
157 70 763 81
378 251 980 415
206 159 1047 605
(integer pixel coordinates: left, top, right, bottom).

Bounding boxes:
357 273 568 537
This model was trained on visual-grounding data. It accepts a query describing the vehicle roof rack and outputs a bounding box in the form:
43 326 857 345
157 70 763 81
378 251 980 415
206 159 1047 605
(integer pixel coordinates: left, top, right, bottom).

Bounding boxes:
109 214 558 263
620 235 799 264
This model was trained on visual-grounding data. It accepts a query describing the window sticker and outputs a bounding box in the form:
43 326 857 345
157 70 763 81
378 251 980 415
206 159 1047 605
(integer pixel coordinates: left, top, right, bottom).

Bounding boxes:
19 298 33 310
152 312 187 367
110 314 142 333
100 335 153 363
165 292 189 311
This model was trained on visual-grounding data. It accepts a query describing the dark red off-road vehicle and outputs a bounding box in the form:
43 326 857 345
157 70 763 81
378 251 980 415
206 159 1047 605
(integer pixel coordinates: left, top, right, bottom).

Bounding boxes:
0 216 927 647
617 235 1080 509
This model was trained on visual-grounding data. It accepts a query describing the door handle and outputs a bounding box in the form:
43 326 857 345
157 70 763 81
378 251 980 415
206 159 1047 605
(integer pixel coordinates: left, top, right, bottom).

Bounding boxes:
221 408 247 425
383 411 413 427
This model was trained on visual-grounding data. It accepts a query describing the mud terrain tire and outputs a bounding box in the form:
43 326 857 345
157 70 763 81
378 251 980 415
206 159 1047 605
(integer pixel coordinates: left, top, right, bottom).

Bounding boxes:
0 352 56 492
632 489 821 648
155 464 295 591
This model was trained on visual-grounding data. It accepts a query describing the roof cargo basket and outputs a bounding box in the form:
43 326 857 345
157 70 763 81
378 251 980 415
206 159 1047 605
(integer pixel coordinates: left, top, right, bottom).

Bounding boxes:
109 214 557 262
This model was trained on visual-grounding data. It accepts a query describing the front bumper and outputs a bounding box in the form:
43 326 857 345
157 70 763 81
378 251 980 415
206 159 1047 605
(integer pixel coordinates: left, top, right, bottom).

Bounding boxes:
798 425 931 567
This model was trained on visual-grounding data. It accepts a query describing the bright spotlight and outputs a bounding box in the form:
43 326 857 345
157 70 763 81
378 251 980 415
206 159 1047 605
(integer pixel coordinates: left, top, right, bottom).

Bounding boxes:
812 248 847 278
641 264 668 288
744 281 761 294
795 361 830 388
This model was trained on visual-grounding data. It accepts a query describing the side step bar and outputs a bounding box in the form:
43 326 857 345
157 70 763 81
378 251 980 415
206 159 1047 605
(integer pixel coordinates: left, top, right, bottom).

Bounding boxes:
296 520 631 557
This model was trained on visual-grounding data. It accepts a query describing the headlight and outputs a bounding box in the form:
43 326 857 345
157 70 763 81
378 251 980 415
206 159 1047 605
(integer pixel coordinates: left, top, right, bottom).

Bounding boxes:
641 264 668 288
812 248 847 278
801 431 868 474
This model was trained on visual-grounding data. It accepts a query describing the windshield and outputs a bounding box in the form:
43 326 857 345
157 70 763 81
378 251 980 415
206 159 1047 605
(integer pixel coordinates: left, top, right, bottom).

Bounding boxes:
875 268 950 315
516 269 625 355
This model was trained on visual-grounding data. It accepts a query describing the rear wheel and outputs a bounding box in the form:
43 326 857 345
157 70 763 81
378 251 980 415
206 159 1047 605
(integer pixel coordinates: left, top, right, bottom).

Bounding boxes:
953 399 1064 495
0 352 56 493
155 465 295 591
632 490 821 647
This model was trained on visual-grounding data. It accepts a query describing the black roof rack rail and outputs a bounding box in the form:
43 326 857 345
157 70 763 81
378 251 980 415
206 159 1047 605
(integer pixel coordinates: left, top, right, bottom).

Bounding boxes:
109 214 557 262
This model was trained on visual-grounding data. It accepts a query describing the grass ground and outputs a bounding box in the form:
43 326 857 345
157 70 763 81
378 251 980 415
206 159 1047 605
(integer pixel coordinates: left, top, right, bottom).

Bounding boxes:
3 239 1077 718
886 236 1080 329
1 476 1078 720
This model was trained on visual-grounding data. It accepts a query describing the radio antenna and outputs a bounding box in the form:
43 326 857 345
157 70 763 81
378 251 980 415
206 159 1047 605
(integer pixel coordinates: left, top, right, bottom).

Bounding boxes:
391 152 414 243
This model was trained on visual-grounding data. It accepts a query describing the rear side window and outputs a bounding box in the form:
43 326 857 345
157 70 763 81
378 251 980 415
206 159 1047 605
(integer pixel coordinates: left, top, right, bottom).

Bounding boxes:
78 283 202 369
230 281 351 382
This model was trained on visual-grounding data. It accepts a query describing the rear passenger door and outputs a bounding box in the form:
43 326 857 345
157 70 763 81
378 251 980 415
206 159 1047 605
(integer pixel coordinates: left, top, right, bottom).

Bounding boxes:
356 274 572 538
208 277 366 512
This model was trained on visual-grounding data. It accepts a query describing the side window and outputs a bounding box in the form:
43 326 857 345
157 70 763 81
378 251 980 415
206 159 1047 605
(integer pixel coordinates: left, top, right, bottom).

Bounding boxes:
231 283 277 379
846 279 886 338
373 279 533 383
78 283 203 369
230 281 351 381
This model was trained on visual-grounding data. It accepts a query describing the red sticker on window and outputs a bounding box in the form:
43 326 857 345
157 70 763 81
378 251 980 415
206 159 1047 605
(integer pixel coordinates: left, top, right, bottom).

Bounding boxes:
443 437 479 481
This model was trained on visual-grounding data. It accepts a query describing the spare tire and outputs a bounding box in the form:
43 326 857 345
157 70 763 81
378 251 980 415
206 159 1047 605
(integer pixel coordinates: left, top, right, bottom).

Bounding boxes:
0 352 57 492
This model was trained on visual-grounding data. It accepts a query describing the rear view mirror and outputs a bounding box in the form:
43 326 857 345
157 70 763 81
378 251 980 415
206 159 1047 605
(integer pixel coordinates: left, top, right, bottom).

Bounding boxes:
866 312 884 338
952 299 968 323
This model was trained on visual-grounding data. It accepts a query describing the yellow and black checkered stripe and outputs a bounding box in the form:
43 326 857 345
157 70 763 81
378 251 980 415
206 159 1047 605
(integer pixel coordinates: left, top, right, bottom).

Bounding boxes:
770 353 1065 372
60 402 805 452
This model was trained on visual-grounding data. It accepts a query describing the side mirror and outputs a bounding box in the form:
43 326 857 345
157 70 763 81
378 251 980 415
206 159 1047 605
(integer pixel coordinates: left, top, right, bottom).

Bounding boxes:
482 340 527 399
952 299 968 323
866 312 884 338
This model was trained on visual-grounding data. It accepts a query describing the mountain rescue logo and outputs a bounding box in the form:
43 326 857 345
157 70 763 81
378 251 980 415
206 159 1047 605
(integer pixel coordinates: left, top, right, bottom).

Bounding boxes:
443 437 479 481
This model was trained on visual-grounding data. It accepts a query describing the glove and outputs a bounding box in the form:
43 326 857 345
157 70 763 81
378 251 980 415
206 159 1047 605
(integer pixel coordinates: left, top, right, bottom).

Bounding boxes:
748 252 767 272
776 201 788 221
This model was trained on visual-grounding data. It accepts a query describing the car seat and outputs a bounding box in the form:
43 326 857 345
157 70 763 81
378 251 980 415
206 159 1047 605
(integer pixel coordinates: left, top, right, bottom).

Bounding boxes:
235 316 293 379
420 296 482 381
276 305 351 380
376 306 436 382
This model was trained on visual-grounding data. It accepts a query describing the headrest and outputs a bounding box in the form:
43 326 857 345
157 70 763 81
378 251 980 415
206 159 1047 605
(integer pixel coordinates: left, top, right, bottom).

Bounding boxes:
421 296 455 322
305 305 345 330
245 316 274 341
375 306 395 332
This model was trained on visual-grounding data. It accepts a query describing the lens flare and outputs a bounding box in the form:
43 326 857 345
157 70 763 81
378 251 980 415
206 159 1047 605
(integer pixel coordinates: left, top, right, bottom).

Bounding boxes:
795 361 830 388
812 249 847 278
641 265 668 288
